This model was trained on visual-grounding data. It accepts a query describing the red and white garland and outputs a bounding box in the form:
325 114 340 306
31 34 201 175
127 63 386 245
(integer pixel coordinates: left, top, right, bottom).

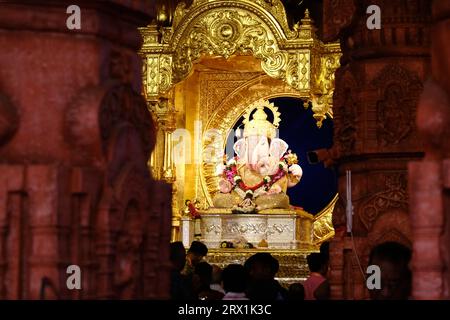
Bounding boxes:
218 150 299 199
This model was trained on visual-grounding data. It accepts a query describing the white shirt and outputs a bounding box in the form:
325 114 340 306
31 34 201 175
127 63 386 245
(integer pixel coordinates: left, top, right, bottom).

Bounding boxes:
210 283 225 294
222 292 249 300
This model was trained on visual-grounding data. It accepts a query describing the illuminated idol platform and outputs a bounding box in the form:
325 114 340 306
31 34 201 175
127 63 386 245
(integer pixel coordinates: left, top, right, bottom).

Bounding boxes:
182 208 314 250
181 209 315 284
180 198 337 284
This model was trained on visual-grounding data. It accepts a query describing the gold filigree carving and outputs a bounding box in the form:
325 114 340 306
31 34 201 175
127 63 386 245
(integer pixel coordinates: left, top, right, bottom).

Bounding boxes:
199 72 261 118
252 0 298 39
143 55 173 99
310 49 341 127
313 193 338 244
140 0 342 125
172 9 282 82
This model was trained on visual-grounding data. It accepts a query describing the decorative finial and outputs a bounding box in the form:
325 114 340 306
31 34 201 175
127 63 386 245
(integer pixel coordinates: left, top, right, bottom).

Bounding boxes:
157 5 168 24
302 9 312 25
298 8 317 39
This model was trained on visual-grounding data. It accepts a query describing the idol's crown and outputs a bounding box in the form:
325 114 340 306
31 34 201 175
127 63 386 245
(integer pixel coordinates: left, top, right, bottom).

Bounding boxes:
243 99 281 139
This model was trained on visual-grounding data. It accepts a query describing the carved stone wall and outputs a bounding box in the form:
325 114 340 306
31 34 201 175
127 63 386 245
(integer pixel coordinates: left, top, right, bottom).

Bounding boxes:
324 0 431 299
0 1 171 299
409 0 450 300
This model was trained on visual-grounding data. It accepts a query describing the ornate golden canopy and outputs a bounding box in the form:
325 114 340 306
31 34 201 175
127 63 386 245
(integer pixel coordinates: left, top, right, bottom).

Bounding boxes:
140 0 341 127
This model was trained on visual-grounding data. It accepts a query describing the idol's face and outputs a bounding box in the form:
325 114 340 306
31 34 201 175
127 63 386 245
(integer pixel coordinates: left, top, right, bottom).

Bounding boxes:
245 135 269 167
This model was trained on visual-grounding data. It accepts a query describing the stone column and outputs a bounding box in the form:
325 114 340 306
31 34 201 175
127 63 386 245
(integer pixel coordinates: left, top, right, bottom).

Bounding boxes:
409 161 444 299
0 1 171 299
323 0 431 299
409 0 450 300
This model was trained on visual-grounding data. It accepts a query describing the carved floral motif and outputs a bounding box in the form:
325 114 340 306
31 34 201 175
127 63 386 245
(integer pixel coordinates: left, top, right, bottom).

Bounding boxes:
333 69 359 155
371 65 423 147
224 222 267 234
205 222 293 235
359 174 408 232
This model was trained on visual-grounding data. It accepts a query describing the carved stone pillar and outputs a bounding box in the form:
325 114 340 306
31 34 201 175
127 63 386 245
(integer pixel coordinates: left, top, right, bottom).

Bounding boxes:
323 0 431 299
0 1 171 299
409 0 450 299
409 161 444 299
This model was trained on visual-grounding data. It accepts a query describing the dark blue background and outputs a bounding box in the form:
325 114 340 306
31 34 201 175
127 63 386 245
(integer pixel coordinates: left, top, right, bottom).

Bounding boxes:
226 97 337 214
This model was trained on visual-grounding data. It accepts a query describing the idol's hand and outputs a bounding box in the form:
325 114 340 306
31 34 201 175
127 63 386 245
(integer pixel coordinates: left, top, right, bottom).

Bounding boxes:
218 178 232 193
289 164 303 178
267 184 282 195
256 156 279 176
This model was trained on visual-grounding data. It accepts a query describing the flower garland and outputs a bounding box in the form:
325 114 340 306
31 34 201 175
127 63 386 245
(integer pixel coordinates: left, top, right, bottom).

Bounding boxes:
220 150 298 199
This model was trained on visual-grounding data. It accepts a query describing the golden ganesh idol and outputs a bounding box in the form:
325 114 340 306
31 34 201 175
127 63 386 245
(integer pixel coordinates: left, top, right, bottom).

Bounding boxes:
213 99 303 213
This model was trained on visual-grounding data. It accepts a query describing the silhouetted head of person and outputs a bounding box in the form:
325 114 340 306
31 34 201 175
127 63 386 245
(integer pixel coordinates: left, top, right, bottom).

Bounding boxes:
222 264 247 293
368 241 412 300
288 283 305 301
193 261 213 293
211 265 222 285
170 241 186 272
187 241 208 267
246 280 280 300
245 253 279 281
307 253 328 276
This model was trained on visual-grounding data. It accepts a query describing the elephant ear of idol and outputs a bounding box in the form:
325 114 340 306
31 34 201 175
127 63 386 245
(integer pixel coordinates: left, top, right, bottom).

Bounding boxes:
233 138 246 159
269 138 289 159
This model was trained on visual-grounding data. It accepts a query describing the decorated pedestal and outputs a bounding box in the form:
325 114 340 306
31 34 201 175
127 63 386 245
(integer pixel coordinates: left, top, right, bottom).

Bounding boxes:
180 197 337 285
181 208 314 250
180 209 315 286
